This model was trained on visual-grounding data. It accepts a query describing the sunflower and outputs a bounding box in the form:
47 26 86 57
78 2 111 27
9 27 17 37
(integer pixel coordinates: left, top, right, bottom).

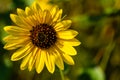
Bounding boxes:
3 1 81 73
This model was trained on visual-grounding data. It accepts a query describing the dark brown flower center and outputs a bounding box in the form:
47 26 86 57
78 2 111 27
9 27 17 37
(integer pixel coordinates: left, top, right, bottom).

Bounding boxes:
30 24 57 49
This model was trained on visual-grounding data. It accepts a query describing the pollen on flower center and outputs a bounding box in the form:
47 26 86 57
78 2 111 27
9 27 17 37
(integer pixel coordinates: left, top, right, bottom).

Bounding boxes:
30 24 57 49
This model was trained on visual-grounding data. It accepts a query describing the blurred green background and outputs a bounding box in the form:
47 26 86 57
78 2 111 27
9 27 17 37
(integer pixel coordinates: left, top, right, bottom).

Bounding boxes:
0 0 120 80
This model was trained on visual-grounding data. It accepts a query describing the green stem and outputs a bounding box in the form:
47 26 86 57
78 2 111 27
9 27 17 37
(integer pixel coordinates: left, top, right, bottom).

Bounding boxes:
100 41 115 71
59 69 64 80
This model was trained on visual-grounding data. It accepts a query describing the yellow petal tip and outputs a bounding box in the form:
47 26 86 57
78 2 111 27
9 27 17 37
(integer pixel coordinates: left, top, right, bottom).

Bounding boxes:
4 26 8 31
10 14 14 18
3 46 7 49
11 56 15 61
11 54 18 61
10 14 17 21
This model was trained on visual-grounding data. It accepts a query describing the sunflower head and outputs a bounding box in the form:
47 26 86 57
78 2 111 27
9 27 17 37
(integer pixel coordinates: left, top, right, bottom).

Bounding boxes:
3 1 81 74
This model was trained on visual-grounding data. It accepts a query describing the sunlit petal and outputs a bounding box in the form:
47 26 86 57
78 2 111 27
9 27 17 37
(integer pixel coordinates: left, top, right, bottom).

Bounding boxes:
17 8 26 17
32 1 42 12
44 50 55 73
20 52 32 70
11 42 33 61
4 38 30 50
57 30 78 39
28 47 38 71
62 53 75 65
54 20 72 31
10 14 30 29
52 9 63 23
50 5 59 18
52 48 64 70
57 42 77 56
36 50 45 73
58 38 81 46
25 7 34 16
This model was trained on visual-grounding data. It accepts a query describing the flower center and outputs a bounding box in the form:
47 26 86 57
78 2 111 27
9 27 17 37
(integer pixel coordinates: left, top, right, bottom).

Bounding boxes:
30 24 57 49
38 32 46 42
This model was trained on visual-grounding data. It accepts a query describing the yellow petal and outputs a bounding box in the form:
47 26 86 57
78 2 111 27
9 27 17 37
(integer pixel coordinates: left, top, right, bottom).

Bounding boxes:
62 53 75 65
4 26 29 33
53 48 64 70
42 10 52 24
4 43 22 50
32 1 42 12
58 44 77 56
57 30 78 39
19 16 33 28
54 20 72 31
4 37 30 50
20 52 32 70
23 16 35 27
52 9 63 23
10 14 25 26
36 0 52 10
28 47 38 71
17 8 26 17
25 7 34 16
49 53 55 73
44 51 55 73
4 26 30 36
35 11 43 24
54 45 74 65
11 42 32 61
36 50 44 73
3 35 17 42
50 5 59 18
10 14 30 29
59 38 81 46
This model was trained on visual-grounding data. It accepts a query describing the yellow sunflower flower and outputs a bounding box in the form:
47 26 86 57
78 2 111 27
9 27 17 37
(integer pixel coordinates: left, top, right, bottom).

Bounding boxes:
3 1 81 73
